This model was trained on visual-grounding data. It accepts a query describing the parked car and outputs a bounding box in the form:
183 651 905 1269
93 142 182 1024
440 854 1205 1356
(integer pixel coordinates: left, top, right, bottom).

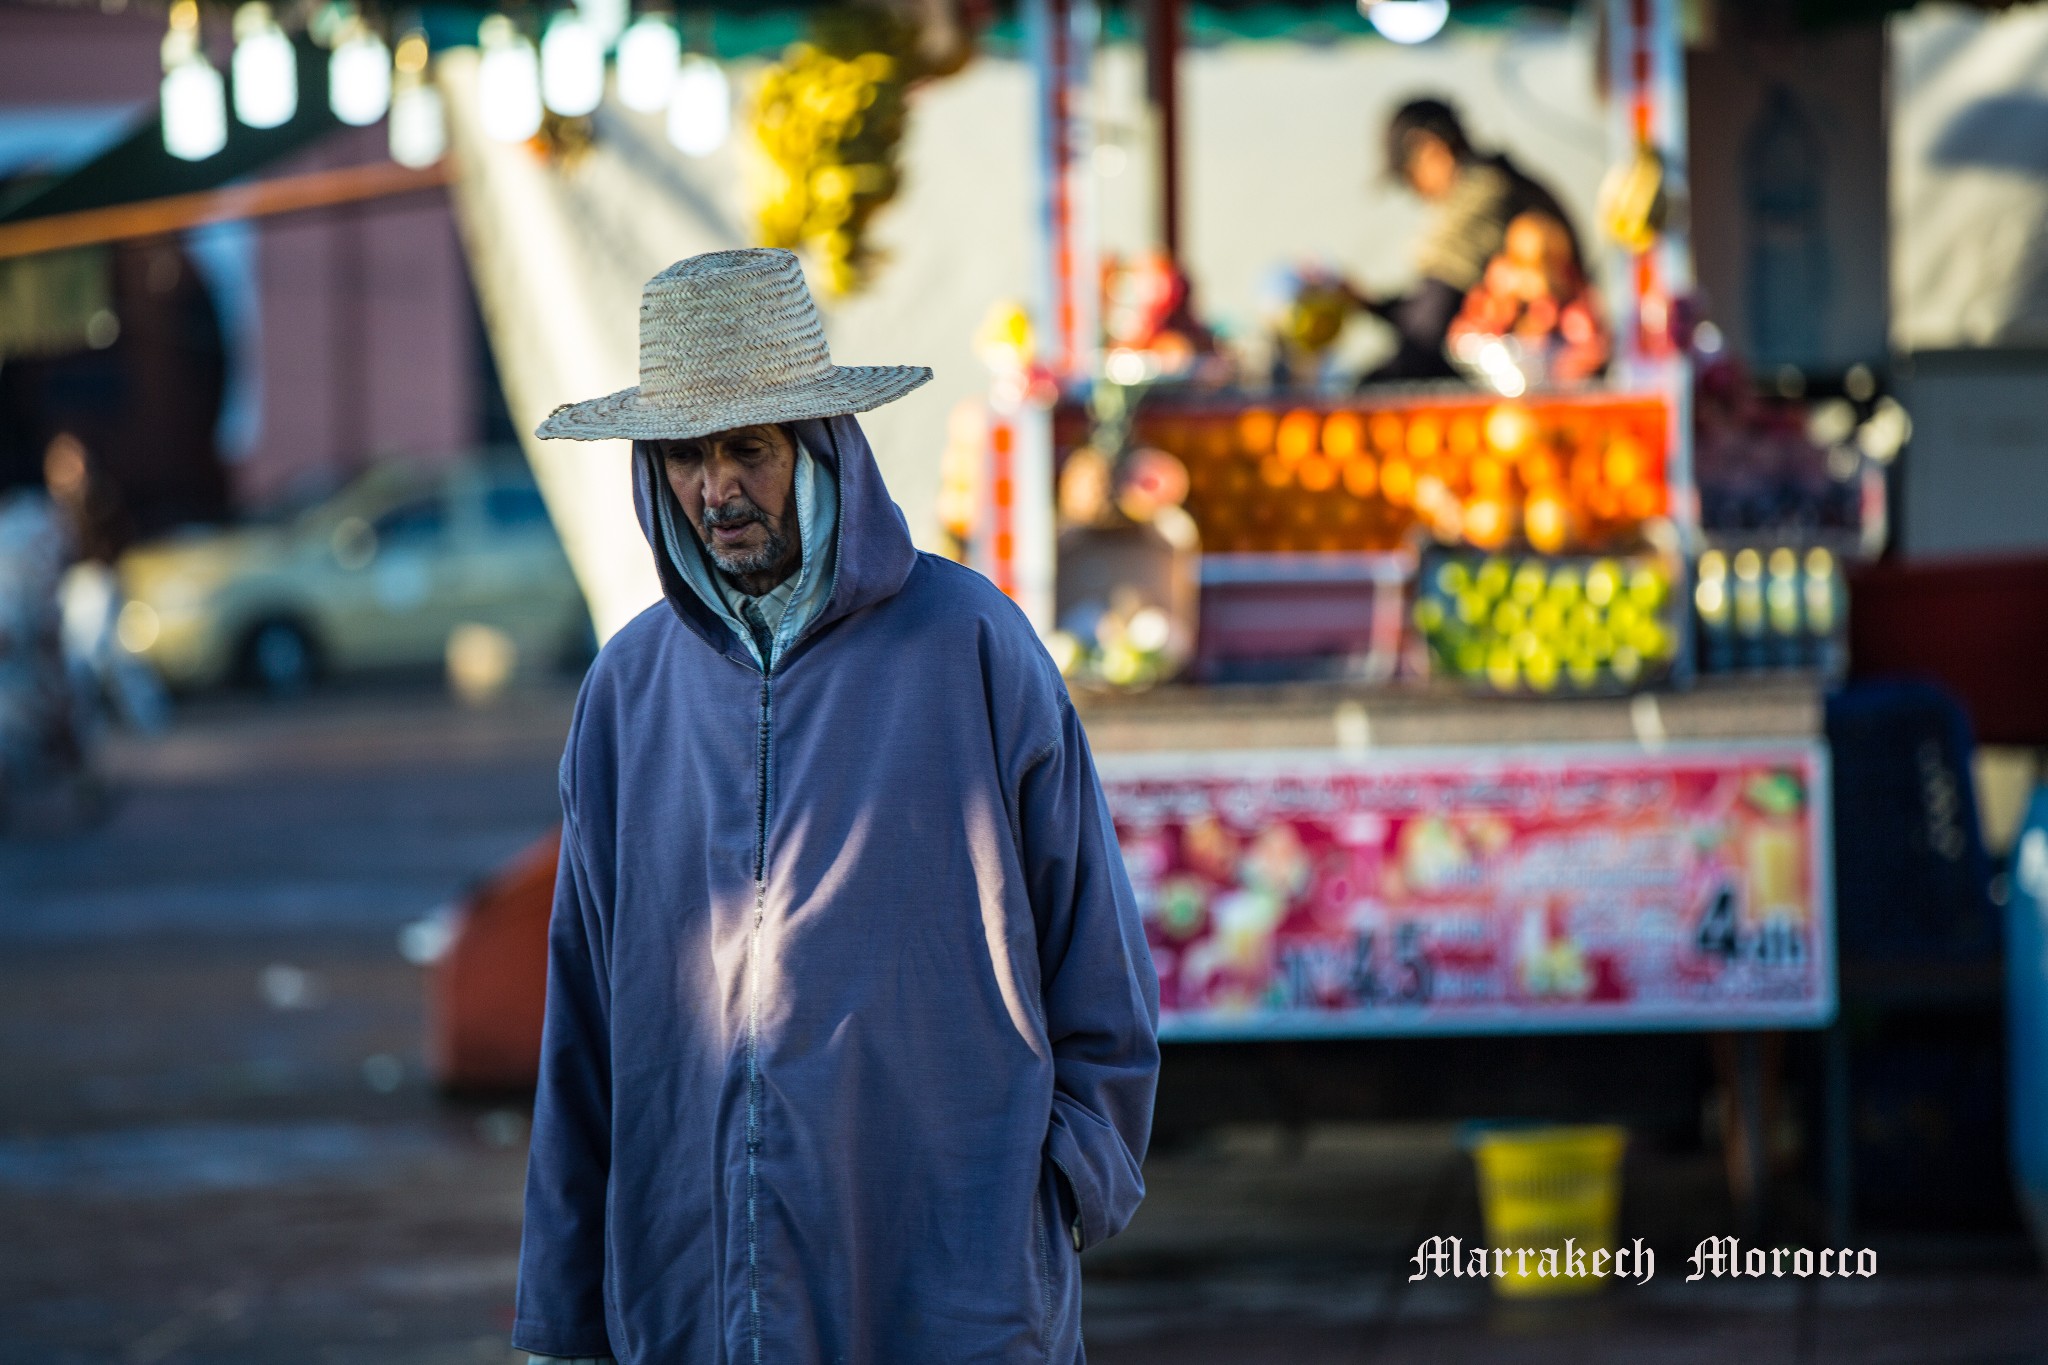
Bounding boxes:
116 461 592 694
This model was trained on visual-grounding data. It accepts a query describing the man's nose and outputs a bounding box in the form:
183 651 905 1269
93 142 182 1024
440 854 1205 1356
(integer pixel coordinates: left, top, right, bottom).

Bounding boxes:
699 458 746 509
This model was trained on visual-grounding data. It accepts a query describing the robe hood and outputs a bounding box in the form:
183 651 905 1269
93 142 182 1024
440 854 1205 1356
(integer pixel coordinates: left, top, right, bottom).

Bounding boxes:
631 414 919 670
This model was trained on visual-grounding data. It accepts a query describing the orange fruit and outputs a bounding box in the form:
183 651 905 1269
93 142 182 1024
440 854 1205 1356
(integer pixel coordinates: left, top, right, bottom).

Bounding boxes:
1260 455 1292 488
1604 435 1648 488
1238 409 1277 454
1469 456 1511 498
1485 404 1537 456
1464 496 1514 549
1342 455 1379 498
1323 411 1365 459
1277 409 1319 462
1623 482 1663 519
1380 458 1415 506
1524 492 1571 554
1407 412 1444 459
1370 411 1406 454
1298 455 1338 491
1447 412 1483 457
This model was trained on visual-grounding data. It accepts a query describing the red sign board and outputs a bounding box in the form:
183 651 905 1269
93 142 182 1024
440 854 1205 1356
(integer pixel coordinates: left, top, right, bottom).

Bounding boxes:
1100 744 1833 1037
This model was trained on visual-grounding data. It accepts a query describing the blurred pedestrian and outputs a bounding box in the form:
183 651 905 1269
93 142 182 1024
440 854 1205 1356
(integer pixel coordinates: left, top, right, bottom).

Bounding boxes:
1352 97 1582 383
515 249 1160 1365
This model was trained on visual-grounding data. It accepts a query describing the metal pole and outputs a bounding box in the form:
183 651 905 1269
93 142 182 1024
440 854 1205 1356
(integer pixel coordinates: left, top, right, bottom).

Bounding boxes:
1143 0 1183 264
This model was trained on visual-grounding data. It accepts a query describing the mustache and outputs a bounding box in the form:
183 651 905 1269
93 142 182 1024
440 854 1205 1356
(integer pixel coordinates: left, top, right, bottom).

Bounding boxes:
702 499 779 531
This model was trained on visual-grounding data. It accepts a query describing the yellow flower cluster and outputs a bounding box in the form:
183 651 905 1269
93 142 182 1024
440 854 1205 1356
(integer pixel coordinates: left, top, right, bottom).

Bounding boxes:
750 38 908 295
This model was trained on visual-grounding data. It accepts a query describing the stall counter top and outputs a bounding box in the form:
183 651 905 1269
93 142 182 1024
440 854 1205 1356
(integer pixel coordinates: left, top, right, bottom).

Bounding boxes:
1071 675 1823 754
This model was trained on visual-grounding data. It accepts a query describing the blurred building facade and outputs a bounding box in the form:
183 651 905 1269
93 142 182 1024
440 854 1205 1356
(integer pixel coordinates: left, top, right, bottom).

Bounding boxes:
0 2 485 556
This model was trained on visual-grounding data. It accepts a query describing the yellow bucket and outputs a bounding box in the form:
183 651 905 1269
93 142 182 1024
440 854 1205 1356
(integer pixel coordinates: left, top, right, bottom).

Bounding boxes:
1469 1125 1629 1298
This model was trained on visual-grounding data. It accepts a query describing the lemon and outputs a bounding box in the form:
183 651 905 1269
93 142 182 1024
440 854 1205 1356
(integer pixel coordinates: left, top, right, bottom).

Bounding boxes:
1524 649 1560 692
1492 601 1527 636
1510 562 1547 604
1585 560 1620 606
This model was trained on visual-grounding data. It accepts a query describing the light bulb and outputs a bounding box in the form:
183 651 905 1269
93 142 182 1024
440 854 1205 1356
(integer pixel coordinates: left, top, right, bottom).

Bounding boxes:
390 83 445 166
615 15 679 114
576 0 629 51
541 12 603 118
232 2 297 129
330 28 392 125
163 54 229 160
478 17 542 143
1361 0 1449 44
665 56 729 156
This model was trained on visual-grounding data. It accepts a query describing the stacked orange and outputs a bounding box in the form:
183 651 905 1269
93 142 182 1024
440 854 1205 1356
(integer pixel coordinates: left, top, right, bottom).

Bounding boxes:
1156 397 1667 557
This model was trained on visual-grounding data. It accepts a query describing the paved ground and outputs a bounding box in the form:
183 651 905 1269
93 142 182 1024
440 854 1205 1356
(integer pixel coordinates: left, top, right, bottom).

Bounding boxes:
2 684 2044 1364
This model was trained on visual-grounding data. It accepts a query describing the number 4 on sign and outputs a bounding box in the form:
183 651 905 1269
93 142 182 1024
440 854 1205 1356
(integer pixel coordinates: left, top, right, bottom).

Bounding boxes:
1696 884 1741 960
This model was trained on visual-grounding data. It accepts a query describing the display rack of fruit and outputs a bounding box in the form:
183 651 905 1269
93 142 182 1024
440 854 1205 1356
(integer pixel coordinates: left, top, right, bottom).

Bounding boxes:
1140 395 1668 558
1412 549 1682 694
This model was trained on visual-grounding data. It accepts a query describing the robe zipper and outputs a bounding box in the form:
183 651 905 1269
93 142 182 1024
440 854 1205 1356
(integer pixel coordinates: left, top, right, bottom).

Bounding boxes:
745 671 770 1365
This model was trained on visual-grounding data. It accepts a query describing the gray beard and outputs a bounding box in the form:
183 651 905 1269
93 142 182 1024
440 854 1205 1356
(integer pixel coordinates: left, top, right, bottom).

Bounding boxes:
708 528 793 578
701 501 795 579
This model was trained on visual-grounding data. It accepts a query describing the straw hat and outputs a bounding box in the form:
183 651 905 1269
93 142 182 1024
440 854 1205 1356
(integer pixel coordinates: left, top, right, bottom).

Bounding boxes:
536 248 931 442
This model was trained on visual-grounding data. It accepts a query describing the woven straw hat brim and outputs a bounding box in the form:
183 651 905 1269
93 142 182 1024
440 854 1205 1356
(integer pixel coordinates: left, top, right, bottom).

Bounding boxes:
536 364 932 442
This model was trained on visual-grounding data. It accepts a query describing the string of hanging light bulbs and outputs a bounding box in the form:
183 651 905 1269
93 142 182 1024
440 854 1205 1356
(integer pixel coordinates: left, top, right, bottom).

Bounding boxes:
160 2 731 166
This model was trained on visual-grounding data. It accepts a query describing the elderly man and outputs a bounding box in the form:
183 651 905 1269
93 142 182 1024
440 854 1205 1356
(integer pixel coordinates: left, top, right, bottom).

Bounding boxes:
515 249 1160 1365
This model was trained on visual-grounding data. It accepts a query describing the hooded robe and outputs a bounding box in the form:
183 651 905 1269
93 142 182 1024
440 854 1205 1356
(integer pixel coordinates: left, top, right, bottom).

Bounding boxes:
513 414 1160 1364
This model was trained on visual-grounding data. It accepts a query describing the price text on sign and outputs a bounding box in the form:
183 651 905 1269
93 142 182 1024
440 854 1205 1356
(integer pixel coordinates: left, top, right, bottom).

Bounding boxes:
1100 745 1833 1039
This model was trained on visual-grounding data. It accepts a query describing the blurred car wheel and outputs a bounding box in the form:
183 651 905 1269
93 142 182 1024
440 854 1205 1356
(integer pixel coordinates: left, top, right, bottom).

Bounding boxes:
242 619 319 697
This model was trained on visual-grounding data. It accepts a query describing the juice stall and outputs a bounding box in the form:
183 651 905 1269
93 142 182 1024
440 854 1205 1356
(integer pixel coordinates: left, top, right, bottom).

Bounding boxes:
945 0 1892 1229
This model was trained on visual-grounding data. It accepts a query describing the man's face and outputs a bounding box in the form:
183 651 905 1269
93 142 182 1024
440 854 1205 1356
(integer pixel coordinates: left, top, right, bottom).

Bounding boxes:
1401 132 1460 201
656 423 800 585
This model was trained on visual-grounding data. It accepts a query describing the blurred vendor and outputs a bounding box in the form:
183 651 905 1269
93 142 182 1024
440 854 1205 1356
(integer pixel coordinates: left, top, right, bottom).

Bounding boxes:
1355 98 1580 383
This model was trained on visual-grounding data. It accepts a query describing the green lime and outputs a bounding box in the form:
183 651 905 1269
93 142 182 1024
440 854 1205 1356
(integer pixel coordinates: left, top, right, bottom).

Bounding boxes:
1628 567 1667 610
1476 557 1511 600
1586 560 1620 606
